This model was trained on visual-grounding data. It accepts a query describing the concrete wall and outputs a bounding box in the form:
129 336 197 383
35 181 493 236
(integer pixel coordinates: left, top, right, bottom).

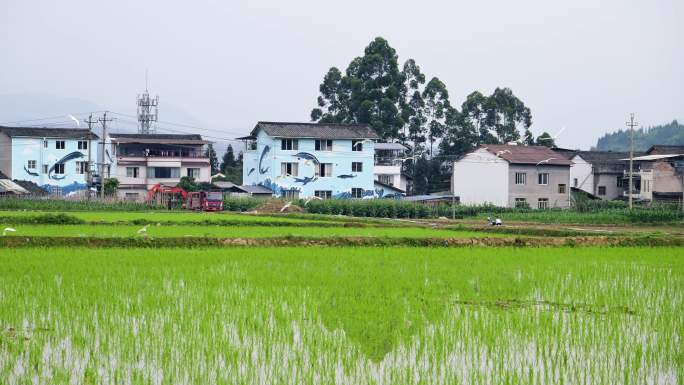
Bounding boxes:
243 130 375 198
508 164 571 208
0 133 11 177
594 173 624 200
570 155 594 194
452 149 508 206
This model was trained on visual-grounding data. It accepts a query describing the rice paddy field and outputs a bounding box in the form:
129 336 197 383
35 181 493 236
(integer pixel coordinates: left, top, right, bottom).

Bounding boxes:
1 209 683 384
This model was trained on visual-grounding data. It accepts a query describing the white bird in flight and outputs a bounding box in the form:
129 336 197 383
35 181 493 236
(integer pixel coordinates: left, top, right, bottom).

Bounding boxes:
137 225 149 234
68 115 80 127
2 227 16 236
303 196 322 206
280 201 292 212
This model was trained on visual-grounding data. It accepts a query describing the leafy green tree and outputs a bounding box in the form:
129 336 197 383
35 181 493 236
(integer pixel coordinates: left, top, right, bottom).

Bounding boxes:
523 129 535 145
439 109 478 157
460 91 491 144
103 178 119 196
483 87 532 143
204 144 219 174
221 144 236 172
399 59 426 145
311 37 408 140
536 132 555 147
422 77 451 156
178 176 200 192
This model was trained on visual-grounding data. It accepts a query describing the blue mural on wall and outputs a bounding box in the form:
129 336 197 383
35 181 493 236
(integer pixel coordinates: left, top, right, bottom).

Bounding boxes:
41 182 89 196
293 152 320 165
23 166 39 177
48 151 85 180
258 145 271 174
293 176 318 185
247 168 255 176
337 174 356 179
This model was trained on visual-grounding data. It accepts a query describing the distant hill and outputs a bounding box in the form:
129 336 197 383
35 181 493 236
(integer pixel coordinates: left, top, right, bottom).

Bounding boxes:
594 120 684 151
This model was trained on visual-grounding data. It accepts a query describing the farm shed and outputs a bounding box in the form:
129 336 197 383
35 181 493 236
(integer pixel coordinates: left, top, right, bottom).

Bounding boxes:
214 182 273 198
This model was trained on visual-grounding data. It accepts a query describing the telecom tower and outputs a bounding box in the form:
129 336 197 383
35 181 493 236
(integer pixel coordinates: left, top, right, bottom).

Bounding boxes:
136 85 159 134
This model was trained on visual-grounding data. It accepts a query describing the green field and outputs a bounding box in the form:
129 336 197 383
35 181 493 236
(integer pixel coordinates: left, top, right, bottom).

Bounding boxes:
0 224 495 239
1 247 682 384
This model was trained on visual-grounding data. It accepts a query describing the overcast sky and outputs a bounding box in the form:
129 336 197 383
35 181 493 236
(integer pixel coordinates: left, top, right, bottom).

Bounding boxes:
1 0 682 150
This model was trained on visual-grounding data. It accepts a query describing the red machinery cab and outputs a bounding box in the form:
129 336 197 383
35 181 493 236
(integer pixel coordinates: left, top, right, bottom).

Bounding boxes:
186 191 224 212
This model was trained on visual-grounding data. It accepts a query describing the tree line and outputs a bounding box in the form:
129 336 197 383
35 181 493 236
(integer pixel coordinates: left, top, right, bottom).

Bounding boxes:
310 37 554 194
594 120 684 151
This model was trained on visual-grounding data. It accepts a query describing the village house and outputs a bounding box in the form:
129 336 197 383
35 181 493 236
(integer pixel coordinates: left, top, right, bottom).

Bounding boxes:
452 144 572 208
552 148 636 200
106 133 212 201
621 145 684 204
373 142 412 196
0 126 99 196
239 122 378 199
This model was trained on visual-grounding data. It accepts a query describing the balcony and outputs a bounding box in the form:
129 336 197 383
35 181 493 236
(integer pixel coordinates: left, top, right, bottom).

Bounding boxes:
375 156 402 166
118 150 206 158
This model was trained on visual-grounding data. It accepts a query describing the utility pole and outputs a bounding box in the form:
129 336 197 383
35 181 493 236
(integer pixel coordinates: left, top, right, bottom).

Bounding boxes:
84 114 97 200
626 113 638 209
99 111 113 200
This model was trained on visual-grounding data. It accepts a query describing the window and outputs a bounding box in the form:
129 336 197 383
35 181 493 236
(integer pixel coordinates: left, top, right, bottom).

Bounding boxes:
187 168 200 179
537 198 549 209
351 188 364 199
125 193 140 202
147 167 180 178
42 164 48 174
378 174 394 186
76 161 88 174
126 167 140 178
515 198 528 208
281 139 298 151
598 186 606 196
515 172 527 185
282 189 299 200
55 140 65 149
538 173 549 185
352 162 363 172
315 139 333 151
43 140 48 148
558 184 566 194
281 162 299 177
314 190 332 200
616 176 624 187
51 186 62 197
54 163 65 174
316 163 333 177
78 140 88 150
352 140 363 152
27 160 36 169
573 178 578 187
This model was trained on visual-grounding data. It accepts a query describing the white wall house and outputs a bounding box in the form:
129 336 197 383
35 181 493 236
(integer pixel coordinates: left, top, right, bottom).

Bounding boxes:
452 145 573 209
452 148 508 206
107 133 211 201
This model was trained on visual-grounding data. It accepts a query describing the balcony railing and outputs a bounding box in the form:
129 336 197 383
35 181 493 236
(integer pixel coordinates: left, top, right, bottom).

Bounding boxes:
374 157 402 166
118 150 206 158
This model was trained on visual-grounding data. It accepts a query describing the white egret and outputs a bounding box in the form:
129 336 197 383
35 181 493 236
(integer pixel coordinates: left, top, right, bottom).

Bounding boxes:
137 225 150 234
2 227 16 236
280 201 292 212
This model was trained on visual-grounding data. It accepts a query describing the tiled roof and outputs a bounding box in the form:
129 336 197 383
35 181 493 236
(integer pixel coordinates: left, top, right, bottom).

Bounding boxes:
575 151 638 163
0 126 99 139
480 144 573 166
646 145 684 155
252 122 380 139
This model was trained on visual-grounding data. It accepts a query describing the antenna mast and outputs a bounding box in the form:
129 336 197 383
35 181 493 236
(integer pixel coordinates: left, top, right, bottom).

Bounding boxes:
137 71 159 134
